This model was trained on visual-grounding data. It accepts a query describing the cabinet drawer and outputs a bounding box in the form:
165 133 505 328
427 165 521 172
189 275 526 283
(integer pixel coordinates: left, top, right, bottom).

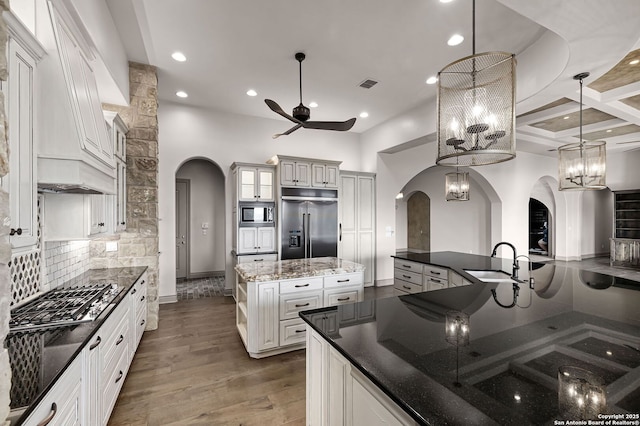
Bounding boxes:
423 264 448 279
23 356 82 426
102 346 130 425
393 259 423 273
393 268 422 285
426 276 448 291
279 291 322 320
102 312 129 380
324 288 360 306
394 279 422 294
280 277 323 294
324 272 363 288
236 253 278 263
280 318 308 346
135 307 146 346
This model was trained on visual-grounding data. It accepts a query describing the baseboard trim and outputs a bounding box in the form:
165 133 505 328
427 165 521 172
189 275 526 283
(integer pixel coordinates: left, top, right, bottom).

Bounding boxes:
159 295 178 304
375 278 393 287
223 288 233 297
555 256 582 262
581 252 609 260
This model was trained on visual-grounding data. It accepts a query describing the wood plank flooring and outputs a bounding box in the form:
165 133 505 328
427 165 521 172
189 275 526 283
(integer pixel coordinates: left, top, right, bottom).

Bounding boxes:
108 296 307 426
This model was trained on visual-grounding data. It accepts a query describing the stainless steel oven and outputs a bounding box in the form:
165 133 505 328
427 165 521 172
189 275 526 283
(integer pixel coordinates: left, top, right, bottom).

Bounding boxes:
239 202 275 226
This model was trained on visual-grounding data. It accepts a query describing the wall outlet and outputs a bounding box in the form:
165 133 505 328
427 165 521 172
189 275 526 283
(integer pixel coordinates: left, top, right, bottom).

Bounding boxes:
106 241 118 252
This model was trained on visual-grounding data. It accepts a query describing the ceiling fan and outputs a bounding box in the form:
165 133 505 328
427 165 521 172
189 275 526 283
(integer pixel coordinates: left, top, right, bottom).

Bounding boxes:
265 52 356 139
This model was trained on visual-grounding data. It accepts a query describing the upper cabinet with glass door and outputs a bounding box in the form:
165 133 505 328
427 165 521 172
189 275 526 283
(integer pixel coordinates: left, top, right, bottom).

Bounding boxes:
232 164 275 202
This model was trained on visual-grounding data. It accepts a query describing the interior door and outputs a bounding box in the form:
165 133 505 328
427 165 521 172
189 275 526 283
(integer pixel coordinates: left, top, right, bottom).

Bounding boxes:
407 192 430 251
176 179 189 279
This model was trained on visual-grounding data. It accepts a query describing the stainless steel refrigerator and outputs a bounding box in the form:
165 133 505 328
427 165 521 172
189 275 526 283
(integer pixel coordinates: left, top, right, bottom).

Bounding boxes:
280 188 338 260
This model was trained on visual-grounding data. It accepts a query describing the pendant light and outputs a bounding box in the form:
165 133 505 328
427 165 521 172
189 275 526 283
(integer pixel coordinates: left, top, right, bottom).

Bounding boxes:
445 169 470 201
436 0 516 166
558 73 606 191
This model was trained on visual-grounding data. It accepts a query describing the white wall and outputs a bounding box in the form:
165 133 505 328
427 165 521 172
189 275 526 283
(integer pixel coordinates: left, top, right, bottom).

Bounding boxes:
395 167 492 255
580 189 614 258
158 101 362 298
176 159 225 274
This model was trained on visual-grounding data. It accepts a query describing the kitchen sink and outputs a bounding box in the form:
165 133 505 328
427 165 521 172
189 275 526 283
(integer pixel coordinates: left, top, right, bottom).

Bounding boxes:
464 269 518 283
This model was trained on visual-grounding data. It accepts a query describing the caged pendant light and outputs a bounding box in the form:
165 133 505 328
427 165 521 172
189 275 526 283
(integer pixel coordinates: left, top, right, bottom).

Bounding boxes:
445 169 470 201
436 0 516 167
558 73 606 191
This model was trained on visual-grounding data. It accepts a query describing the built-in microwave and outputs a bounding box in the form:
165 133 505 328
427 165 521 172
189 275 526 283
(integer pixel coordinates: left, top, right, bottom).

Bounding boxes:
239 203 275 226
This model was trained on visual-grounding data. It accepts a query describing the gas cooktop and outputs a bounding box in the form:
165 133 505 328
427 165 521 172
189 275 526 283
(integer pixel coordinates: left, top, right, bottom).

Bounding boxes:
9 284 121 333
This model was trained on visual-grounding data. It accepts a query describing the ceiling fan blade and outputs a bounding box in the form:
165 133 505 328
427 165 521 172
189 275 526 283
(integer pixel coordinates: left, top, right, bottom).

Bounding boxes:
302 118 356 132
272 124 303 139
265 99 302 124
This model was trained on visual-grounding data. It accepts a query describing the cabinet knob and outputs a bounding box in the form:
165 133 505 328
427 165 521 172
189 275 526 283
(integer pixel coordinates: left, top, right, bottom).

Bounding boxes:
98 222 105 227
121 222 126 225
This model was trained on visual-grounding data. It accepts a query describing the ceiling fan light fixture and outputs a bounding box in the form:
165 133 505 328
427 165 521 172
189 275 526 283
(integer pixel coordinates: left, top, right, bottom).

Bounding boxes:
436 0 516 167
558 72 607 190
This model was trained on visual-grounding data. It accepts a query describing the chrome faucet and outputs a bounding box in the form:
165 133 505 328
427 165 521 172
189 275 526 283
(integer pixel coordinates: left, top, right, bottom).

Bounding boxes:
490 242 519 280
515 254 535 289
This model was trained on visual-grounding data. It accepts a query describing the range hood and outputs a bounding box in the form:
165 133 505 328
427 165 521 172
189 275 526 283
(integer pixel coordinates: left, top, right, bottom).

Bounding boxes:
38 183 102 195
37 155 116 195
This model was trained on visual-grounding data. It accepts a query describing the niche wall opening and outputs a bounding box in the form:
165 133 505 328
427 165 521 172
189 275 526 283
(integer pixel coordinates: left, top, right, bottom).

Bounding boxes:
529 198 551 257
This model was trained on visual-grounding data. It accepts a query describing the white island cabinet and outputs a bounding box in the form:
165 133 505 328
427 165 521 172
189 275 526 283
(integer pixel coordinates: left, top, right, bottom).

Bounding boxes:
235 257 364 358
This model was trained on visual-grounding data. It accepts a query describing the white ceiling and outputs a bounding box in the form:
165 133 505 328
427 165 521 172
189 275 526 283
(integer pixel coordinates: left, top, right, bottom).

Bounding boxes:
106 0 640 153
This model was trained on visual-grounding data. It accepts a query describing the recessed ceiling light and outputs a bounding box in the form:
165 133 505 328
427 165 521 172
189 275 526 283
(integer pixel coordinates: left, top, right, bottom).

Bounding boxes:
563 116 570 120
630 59 640 65
176 91 188 98
447 34 464 46
171 52 187 62
606 129 612 133
360 112 369 118
606 350 613 356
514 394 521 402
309 102 318 108
246 89 257 97
426 76 438 85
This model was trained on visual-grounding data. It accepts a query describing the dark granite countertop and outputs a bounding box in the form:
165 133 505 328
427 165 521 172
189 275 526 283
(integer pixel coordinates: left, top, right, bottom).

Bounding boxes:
6 266 147 425
300 251 640 425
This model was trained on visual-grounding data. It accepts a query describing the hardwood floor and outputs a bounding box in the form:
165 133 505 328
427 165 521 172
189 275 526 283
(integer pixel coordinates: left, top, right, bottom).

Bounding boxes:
108 296 306 425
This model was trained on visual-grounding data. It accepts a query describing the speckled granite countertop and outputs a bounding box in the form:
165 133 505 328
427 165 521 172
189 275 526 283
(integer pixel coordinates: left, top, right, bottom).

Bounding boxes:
234 256 364 282
7 267 147 425
300 252 640 425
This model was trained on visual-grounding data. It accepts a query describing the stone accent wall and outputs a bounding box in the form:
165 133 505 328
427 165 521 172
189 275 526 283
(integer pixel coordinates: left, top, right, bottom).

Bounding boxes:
1 0 12 423
96 62 159 329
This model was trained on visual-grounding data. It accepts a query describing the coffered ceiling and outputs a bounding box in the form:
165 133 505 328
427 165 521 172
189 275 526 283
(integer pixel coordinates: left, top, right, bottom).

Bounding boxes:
106 0 640 155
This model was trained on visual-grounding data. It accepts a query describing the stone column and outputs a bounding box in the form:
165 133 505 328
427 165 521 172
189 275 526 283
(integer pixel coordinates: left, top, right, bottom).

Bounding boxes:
98 62 160 329
1 1 12 423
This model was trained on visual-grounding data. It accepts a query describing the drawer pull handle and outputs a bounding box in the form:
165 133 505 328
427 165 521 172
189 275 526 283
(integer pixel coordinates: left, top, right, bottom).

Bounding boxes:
402 264 412 268
431 279 443 284
295 329 306 333
403 285 411 290
9 228 23 236
141 296 146 302
131 288 137 295
295 283 310 288
37 402 57 426
254 259 264 262
295 303 310 308
115 370 124 383
430 270 441 275
89 336 102 350
337 279 350 283
116 335 124 345
141 280 146 285
337 297 350 301
402 275 411 279
141 319 146 326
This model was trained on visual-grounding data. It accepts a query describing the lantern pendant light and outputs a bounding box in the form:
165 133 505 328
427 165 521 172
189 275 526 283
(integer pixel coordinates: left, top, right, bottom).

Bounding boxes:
436 0 516 167
445 168 470 201
558 73 606 191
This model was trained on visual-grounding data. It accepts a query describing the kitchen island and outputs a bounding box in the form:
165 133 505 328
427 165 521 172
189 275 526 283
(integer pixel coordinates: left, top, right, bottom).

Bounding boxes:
234 256 364 358
300 251 640 425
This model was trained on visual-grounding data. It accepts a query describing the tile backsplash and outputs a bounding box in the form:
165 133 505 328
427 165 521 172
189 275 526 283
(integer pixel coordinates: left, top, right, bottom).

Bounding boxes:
43 240 91 289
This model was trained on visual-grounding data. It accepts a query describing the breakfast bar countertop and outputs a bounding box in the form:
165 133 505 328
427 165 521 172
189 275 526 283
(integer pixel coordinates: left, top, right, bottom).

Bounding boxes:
300 251 640 425
234 256 364 282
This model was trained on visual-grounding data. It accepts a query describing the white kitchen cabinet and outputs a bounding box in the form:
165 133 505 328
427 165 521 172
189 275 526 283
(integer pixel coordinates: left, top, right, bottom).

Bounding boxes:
51 5 113 167
128 271 148 361
237 226 276 254
236 253 278 263
1 13 46 250
279 159 311 187
340 172 376 286
104 111 128 232
311 163 339 188
23 356 83 426
306 328 416 426
43 193 111 240
89 194 108 235
234 164 275 201
255 282 279 352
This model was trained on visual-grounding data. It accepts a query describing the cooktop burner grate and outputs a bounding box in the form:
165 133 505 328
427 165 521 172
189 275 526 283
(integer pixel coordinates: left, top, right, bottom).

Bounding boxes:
9 285 118 332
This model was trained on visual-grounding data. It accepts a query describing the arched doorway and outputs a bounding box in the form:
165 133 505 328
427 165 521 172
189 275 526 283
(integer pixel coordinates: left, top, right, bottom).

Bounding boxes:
529 198 550 256
175 158 226 298
407 192 430 251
